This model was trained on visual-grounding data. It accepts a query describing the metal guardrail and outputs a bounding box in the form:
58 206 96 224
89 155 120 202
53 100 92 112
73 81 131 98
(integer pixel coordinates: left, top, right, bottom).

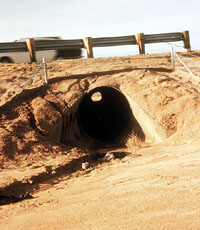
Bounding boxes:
35 39 84 51
144 32 183 44
0 39 84 53
0 31 191 58
0 36 137 53
92 35 137 47
0 42 28 52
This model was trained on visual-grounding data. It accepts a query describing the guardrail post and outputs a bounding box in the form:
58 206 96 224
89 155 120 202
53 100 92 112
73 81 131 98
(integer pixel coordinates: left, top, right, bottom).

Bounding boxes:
182 30 191 52
136 33 145 54
83 37 94 58
26 38 37 63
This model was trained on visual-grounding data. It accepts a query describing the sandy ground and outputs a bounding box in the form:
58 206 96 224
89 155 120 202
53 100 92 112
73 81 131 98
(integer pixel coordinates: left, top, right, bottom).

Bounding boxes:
0 51 200 229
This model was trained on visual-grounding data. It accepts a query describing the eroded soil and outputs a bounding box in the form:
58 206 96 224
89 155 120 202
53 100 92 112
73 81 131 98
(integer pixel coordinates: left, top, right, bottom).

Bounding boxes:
1 51 200 229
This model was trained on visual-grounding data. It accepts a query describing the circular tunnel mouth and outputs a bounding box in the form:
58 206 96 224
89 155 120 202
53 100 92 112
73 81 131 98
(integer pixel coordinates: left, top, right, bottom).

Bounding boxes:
77 86 134 144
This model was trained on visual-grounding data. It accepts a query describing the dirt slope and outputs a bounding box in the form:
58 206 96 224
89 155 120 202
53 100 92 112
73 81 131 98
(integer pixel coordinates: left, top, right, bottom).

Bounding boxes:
0 51 200 229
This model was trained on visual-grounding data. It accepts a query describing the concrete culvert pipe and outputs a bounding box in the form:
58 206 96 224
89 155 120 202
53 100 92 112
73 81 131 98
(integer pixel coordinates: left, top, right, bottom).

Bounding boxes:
63 86 144 148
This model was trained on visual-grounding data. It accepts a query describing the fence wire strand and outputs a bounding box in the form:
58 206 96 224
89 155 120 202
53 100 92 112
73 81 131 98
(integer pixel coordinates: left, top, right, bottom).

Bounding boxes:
19 59 48 94
167 42 184 48
168 43 199 80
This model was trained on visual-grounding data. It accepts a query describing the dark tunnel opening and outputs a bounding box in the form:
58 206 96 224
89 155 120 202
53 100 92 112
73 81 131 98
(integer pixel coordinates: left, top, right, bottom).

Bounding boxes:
75 86 144 144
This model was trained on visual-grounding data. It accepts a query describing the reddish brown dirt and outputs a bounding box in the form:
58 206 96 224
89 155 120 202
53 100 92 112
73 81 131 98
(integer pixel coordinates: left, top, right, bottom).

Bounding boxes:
1 51 200 229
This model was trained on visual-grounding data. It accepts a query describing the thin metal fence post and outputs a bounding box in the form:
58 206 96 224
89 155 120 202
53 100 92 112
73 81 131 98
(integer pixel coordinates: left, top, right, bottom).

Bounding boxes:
43 58 48 84
171 46 175 70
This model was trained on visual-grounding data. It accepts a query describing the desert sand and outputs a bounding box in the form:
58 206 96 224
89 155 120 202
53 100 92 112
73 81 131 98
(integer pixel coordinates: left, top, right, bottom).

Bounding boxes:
0 51 200 229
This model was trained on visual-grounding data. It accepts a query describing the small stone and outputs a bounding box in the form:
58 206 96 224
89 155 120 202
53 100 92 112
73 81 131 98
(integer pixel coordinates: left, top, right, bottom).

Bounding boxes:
83 174 90 177
82 162 90 170
28 179 33 184
103 153 115 161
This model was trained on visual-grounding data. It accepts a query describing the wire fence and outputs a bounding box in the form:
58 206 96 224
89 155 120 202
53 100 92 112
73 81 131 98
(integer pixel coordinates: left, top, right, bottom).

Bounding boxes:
4 39 199 101
169 43 199 80
19 58 48 94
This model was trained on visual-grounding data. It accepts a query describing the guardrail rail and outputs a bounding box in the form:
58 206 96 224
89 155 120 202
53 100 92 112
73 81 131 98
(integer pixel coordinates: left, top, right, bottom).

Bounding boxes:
0 30 191 61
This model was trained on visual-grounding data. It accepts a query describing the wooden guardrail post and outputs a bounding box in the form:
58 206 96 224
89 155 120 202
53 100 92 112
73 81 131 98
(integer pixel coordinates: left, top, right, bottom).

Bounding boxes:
83 37 94 58
26 38 37 63
182 30 191 52
136 33 145 54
